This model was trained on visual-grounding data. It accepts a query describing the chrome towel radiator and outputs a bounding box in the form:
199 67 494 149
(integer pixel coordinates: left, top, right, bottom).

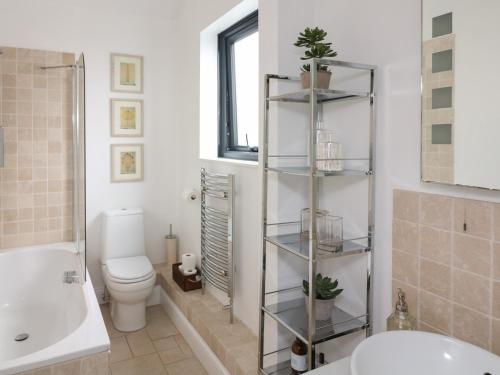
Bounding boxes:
200 169 235 323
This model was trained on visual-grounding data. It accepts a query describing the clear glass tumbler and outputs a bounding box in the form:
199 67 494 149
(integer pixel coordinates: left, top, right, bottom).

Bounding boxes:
300 208 328 239
317 215 343 251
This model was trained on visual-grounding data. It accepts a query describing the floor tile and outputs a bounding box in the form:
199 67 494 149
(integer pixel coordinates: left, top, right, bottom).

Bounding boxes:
145 315 178 340
109 353 167 375
164 358 207 375
174 334 193 356
153 336 178 352
158 345 191 365
109 337 132 364
101 305 124 338
126 330 156 357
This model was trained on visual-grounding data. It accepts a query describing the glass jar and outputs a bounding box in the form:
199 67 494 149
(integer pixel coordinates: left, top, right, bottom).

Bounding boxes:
316 129 344 172
317 142 344 172
317 215 343 251
300 208 328 239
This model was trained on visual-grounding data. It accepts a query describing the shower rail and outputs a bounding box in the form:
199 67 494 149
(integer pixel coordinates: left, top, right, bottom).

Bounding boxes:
200 168 235 323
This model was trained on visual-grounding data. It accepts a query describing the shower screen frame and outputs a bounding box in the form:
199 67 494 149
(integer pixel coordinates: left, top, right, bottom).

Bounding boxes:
45 54 87 280
73 53 87 281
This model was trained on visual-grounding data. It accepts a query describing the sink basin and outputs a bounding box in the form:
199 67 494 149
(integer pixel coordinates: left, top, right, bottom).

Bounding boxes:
351 330 500 375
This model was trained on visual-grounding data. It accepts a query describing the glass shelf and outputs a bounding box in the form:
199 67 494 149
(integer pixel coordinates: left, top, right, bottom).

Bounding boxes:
268 88 370 103
265 232 371 261
261 357 328 375
261 361 291 375
266 166 373 177
262 298 368 345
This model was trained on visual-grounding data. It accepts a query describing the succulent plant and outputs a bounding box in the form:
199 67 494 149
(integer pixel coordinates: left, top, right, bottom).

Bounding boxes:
303 273 343 300
294 27 338 72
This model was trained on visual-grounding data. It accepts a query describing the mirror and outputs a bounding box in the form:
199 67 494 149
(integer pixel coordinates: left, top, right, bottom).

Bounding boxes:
421 0 500 190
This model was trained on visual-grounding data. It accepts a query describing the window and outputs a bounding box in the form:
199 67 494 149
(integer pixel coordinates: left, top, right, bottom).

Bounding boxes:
218 11 259 161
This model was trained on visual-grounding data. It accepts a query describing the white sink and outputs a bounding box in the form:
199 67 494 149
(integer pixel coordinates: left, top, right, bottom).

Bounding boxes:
351 331 500 375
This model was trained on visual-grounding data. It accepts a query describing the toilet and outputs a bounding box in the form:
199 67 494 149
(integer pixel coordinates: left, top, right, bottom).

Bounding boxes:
101 208 155 332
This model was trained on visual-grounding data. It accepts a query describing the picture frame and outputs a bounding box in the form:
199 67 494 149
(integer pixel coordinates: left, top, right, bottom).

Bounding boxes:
110 144 144 182
110 53 144 93
110 99 144 137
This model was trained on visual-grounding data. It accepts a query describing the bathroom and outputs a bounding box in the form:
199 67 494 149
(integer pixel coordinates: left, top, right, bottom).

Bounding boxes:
0 0 499 374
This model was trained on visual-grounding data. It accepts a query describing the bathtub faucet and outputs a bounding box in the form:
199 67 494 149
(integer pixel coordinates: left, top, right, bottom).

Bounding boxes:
63 270 80 284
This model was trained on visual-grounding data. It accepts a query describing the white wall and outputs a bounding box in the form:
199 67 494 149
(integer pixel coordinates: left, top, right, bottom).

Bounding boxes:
174 0 500 347
3 0 500 360
173 0 263 334
0 0 181 289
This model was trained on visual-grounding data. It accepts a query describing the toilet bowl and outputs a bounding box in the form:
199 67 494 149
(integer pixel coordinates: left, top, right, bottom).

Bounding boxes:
101 209 155 332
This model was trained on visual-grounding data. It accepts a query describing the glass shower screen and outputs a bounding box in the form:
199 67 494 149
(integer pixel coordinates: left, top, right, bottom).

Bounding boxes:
74 53 86 280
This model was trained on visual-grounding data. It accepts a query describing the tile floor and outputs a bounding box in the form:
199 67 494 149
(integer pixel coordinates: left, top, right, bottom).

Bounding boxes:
101 304 207 375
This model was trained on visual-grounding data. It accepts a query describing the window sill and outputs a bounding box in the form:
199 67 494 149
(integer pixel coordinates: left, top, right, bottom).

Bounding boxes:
199 157 259 168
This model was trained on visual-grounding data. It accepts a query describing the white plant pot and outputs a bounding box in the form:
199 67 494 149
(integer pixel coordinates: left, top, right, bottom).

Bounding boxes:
304 295 336 321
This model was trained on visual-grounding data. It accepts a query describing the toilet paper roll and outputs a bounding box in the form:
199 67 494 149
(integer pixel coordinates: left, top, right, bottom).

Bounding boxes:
181 253 196 273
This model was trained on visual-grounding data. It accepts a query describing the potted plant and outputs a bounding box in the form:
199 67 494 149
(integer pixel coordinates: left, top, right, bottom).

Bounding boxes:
303 273 343 321
294 27 338 89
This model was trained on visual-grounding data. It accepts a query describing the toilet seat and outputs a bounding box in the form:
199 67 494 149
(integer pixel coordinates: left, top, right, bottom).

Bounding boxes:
104 256 155 284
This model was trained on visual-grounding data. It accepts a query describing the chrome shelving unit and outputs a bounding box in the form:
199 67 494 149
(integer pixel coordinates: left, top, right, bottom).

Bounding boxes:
258 58 376 374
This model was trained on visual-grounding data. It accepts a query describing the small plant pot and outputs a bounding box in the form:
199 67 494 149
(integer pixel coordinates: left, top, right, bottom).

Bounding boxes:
304 296 336 321
300 71 332 90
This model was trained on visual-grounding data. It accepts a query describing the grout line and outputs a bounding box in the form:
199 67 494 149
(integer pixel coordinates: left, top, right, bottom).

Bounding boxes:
489 205 494 350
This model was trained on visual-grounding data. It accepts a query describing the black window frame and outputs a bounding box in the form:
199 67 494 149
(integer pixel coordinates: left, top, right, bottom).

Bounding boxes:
218 10 259 161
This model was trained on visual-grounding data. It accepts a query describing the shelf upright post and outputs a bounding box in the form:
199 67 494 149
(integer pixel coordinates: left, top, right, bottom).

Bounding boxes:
306 59 319 370
258 74 271 371
366 68 376 336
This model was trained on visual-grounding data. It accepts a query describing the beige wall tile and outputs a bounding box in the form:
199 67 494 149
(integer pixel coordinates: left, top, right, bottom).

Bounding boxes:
492 319 500 356
420 193 452 230
453 233 491 276
453 199 492 239
418 321 446 335
392 219 419 253
420 258 451 298
420 225 451 264
394 189 500 354
394 189 419 223
80 352 109 375
493 282 500 319
52 359 81 375
419 291 451 333
494 243 500 281
494 204 500 242
393 250 418 287
0 48 73 249
453 304 490 350
452 270 491 315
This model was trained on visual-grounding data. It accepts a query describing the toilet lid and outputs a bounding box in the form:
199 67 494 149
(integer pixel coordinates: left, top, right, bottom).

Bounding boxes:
105 256 154 281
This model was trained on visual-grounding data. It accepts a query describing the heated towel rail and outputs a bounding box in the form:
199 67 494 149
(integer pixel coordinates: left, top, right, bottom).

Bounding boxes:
200 168 235 323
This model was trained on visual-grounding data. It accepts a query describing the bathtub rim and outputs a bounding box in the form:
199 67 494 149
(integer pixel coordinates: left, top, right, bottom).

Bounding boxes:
0 242 110 374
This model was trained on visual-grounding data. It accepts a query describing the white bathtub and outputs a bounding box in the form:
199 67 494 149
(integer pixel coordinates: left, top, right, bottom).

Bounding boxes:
0 243 110 374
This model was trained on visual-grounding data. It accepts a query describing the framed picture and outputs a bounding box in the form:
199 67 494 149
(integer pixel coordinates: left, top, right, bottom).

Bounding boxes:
111 144 144 182
111 53 143 93
110 99 143 137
